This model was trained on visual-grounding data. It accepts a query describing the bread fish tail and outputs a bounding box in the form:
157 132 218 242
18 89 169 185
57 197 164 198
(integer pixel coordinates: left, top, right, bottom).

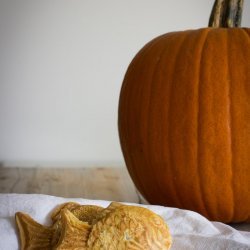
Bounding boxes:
15 212 54 250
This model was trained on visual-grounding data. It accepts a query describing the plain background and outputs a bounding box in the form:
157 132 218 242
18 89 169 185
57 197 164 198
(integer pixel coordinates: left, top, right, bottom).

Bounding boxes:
0 0 250 168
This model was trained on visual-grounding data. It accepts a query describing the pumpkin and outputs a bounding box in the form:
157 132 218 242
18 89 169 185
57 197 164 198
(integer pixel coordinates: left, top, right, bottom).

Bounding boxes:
118 0 250 223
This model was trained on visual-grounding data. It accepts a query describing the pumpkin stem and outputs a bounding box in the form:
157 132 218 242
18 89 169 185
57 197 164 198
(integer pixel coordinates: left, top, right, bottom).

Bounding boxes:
209 0 244 27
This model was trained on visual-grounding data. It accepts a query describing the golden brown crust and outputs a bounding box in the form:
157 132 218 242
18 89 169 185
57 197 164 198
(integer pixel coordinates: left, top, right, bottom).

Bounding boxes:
87 204 172 250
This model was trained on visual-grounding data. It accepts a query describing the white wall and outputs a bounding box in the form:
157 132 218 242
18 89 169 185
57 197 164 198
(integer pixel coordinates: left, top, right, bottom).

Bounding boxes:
0 0 249 167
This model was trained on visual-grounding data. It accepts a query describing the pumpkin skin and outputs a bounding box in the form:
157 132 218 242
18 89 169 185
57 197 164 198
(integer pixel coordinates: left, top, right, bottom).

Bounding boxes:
118 28 250 223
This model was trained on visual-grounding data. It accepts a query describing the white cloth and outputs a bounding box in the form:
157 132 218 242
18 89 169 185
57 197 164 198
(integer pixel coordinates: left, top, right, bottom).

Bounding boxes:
0 193 249 250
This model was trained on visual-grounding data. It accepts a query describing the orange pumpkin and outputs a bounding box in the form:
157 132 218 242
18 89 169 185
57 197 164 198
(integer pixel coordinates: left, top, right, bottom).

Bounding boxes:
118 0 250 222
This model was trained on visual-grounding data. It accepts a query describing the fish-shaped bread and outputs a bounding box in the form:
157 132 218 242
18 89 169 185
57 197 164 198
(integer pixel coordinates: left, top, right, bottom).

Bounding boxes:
15 202 172 249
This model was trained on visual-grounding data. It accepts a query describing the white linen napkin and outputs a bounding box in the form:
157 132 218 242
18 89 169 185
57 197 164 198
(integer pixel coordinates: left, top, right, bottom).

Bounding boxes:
0 193 249 250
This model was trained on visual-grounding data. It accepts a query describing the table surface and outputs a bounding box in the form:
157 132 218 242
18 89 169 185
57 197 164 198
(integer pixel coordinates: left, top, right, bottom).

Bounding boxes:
0 166 249 232
0 167 139 202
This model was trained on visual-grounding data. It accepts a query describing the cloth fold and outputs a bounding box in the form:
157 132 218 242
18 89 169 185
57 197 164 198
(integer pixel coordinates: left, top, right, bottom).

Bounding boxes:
0 193 249 250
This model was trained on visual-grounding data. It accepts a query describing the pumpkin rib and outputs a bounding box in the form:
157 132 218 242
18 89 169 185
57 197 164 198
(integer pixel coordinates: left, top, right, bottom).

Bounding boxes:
199 29 237 222
119 48 144 199
157 33 188 206
167 30 200 209
129 36 171 203
119 37 162 202
144 36 174 203
227 28 250 222
244 28 250 222
145 37 170 204
226 29 235 222
157 33 191 206
147 33 187 205
196 28 212 219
